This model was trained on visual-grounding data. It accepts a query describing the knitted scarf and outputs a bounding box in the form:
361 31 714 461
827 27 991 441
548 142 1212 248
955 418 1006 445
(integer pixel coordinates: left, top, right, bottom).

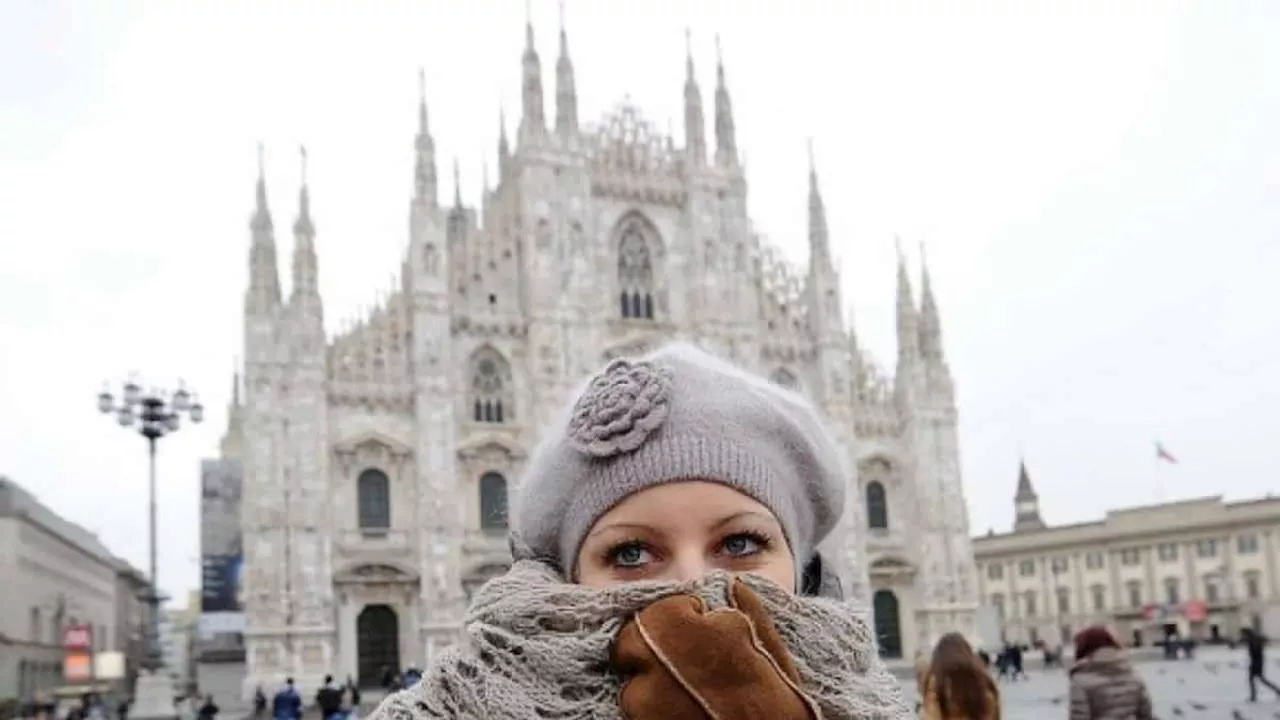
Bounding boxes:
371 560 910 719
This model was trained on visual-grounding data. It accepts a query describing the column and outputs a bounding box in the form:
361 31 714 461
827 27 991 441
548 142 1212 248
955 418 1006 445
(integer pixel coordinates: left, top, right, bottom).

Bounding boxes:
338 600 358 683
1263 529 1279 600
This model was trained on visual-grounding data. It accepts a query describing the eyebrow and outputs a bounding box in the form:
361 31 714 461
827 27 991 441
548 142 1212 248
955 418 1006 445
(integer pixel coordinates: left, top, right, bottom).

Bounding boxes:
585 510 776 539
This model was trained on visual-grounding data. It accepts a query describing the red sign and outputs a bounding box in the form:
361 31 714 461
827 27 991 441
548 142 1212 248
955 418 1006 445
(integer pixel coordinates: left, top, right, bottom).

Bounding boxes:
62 624 93 651
1184 600 1209 623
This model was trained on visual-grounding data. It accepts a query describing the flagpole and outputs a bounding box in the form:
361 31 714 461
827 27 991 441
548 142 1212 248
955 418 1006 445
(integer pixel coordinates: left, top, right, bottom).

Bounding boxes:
1154 449 1163 503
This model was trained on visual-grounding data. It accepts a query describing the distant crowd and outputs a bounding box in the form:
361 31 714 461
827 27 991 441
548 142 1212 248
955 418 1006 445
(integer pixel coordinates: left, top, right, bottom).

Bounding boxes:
912 626 1279 720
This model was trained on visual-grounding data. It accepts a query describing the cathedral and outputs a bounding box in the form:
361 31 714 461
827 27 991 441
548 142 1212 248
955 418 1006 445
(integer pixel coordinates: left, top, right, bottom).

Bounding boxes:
227 14 979 692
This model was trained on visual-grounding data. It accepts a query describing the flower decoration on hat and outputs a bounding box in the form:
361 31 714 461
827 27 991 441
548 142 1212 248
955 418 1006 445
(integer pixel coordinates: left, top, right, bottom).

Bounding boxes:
567 358 674 458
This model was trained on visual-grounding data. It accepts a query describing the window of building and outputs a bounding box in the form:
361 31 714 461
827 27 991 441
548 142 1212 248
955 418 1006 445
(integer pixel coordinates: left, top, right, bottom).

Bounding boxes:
617 217 657 320
1196 539 1218 559
1245 571 1261 600
29 608 41 643
1091 584 1106 611
1203 578 1219 604
987 563 1004 581
1051 556 1069 575
1126 580 1142 608
1029 627 1040 645
1024 591 1037 618
1120 548 1141 566
991 593 1005 619
1237 534 1260 555
1164 577 1180 605
1018 559 1036 577
1060 624 1073 645
769 367 799 391
479 472 509 532
1085 551 1105 570
1056 587 1071 615
865 481 888 530
1157 542 1178 562
357 468 391 532
470 346 513 424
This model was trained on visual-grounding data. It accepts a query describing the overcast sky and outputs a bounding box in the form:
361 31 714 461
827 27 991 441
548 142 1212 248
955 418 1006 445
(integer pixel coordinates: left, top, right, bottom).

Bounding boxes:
1 1 1277 606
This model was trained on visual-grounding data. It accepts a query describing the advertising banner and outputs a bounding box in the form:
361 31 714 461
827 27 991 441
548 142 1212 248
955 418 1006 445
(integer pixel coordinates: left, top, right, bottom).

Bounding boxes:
200 458 245 659
63 623 95 683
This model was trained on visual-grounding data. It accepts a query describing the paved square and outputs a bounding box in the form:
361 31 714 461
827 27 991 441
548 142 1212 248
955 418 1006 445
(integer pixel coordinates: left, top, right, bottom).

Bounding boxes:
898 648 1280 719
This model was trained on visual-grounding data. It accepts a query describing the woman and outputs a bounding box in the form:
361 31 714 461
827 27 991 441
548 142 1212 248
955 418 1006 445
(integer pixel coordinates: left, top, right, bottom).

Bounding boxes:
373 343 909 718
1069 626 1153 720
920 633 1000 720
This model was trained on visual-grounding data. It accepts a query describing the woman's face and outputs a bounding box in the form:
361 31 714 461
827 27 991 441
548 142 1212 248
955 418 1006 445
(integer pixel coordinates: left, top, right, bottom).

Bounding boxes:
575 480 796 592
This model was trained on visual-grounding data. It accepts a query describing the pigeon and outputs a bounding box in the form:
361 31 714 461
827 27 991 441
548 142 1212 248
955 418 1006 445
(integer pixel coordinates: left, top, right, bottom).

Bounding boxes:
1171 706 1184 717
1232 710 1247 720
1188 701 1208 711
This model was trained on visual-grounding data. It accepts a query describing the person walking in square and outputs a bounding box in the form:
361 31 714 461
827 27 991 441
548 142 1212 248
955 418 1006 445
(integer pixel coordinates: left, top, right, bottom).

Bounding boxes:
1242 628 1280 702
1068 626 1153 720
920 633 1000 720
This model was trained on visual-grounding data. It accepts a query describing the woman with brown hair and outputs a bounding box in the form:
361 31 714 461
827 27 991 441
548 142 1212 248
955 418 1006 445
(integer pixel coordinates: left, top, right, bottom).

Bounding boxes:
1069 626 1153 720
922 632 1001 720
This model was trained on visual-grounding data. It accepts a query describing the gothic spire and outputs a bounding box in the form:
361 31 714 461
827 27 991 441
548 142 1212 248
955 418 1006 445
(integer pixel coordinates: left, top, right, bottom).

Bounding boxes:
291 145 318 298
251 143 273 234
683 28 706 165
452 156 462 210
519 2 546 139
713 35 738 167
554 0 578 136
918 242 945 362
497 105 511 175
246 143 282 314
895 237 919 361
414 68 438 208
807 139 830 270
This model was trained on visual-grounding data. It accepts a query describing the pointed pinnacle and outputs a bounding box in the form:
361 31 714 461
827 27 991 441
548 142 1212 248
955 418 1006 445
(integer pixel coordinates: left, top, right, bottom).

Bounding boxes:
452 157 462 207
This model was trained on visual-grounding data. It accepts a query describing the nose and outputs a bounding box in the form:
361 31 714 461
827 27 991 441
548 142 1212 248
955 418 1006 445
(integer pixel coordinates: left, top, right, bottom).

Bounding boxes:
667 550 711 584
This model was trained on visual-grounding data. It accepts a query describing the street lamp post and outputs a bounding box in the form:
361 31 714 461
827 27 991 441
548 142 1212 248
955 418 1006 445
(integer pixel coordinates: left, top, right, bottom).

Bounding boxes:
97 377 203 673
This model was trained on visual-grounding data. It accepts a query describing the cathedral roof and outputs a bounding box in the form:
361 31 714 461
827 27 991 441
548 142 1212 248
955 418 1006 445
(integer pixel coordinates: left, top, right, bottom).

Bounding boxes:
589 101 678 176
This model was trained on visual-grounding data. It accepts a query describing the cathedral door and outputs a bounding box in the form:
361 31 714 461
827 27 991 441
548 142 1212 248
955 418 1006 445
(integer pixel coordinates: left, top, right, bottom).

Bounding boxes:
357 604 400 688
873 590 903 659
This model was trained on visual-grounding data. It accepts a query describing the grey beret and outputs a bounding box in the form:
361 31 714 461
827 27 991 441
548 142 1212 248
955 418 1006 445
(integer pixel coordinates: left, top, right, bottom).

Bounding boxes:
511 342 847 578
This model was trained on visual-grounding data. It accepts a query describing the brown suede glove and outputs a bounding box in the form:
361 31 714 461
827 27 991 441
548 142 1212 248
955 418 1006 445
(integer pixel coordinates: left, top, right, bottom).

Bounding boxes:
611 579 819 720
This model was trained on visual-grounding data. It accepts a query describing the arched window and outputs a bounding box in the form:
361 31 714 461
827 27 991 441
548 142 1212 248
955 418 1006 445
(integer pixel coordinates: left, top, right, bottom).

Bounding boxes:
470 346 513 423
617 217 657 320
865 481 888 530
769 367 798 390
479 472 508 533
357 469 391 532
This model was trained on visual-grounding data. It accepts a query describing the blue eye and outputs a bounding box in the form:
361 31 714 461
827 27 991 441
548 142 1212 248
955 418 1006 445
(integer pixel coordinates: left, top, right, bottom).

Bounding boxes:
610 542 652 568
722 533 765 557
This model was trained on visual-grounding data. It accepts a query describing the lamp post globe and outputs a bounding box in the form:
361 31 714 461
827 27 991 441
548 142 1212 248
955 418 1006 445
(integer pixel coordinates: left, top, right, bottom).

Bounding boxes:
96 377 203 674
